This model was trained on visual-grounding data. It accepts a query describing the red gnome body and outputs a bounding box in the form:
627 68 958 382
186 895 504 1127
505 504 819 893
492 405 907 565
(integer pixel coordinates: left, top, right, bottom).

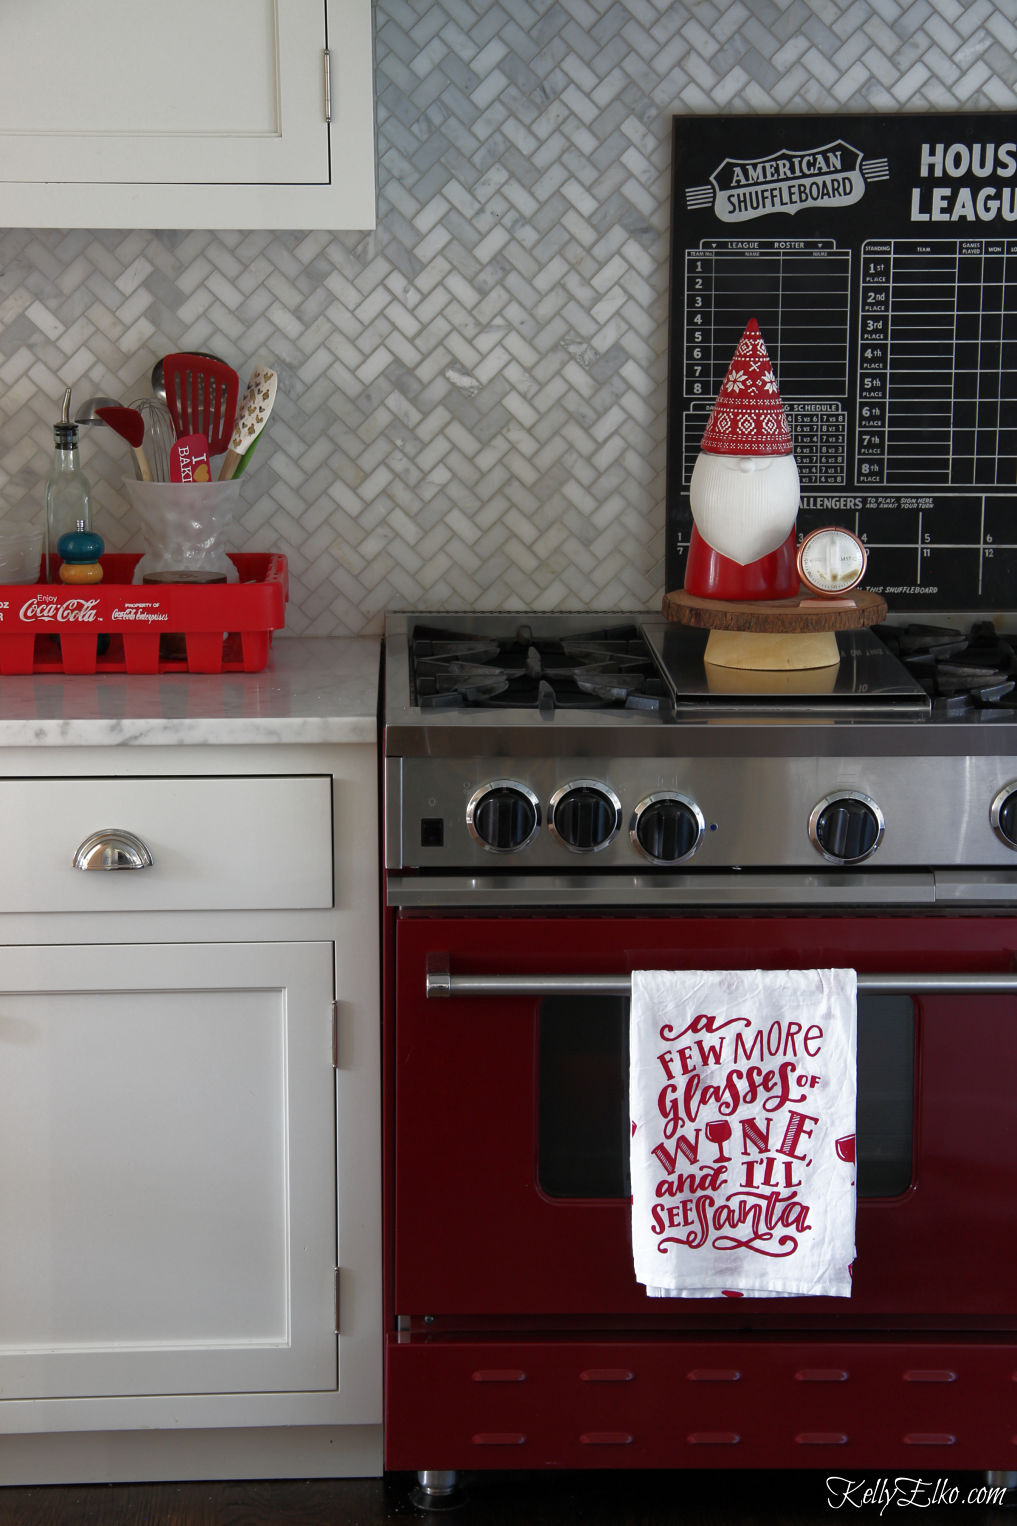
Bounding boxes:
684 318 800 601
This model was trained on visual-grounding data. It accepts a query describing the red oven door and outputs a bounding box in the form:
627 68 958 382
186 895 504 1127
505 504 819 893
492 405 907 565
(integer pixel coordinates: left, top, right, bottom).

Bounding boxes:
393 912 1017 1328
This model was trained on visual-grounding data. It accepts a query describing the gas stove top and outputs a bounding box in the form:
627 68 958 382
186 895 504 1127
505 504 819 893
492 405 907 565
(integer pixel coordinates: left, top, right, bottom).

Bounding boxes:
386 610 1017 735
383 611 1017 906
408 619 670 713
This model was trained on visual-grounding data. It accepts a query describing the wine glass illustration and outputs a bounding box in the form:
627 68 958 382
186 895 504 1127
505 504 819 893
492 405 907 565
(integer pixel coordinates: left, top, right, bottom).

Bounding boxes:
705 1119 732 1162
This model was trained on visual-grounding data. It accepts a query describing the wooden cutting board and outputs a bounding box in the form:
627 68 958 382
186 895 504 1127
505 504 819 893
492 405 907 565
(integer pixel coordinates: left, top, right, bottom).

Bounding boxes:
662 587 888 633
662 587 889 670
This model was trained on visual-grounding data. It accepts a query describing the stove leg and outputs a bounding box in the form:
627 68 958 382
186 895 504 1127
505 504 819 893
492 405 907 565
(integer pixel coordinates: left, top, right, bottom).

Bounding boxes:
409 1469 462 1512
985 1470 1017 1494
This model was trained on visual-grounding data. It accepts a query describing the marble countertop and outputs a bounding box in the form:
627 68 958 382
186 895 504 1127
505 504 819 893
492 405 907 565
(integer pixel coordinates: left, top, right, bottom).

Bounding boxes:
0 638 381 746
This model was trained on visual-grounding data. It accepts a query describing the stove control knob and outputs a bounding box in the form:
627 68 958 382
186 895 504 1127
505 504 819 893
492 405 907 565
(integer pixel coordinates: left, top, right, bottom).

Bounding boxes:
631 793 705 864
990 784 1017 849
549 779 622 853
809 791 885 865
466 780 541 853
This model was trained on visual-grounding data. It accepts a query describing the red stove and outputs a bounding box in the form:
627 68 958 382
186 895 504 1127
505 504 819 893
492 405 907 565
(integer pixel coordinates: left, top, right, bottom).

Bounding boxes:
381 610 1017 1501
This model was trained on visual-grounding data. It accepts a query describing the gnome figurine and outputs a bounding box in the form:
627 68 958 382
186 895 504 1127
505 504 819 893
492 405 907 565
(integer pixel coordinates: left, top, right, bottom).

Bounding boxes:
684 318 800 601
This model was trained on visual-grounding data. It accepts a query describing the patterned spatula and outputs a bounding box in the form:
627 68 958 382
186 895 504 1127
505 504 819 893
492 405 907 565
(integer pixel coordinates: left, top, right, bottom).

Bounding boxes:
217 365 277 480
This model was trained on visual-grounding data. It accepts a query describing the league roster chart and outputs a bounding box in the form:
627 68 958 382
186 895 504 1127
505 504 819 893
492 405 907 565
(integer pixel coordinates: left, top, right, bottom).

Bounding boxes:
667 113 1017 611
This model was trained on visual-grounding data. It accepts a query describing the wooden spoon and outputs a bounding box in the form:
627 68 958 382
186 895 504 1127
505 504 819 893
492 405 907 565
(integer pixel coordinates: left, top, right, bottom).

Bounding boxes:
96 405 153 481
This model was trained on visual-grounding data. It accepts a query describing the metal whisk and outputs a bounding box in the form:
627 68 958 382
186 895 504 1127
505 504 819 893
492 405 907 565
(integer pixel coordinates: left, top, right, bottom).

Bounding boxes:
128 396 176 482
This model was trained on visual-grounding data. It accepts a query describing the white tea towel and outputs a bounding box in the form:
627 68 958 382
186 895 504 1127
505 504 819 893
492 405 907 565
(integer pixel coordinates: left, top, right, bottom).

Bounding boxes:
629 969 856 1299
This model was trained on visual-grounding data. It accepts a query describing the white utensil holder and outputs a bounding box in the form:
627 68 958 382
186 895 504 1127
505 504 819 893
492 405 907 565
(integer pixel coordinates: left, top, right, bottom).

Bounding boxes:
123 479 241 583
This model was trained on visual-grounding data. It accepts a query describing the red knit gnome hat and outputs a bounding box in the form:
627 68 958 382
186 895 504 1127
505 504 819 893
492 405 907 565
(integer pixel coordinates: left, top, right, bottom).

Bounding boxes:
700 318 793 456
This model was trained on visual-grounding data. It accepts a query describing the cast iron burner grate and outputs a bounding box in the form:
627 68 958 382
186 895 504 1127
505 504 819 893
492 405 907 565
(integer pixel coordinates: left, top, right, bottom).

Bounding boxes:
410 622 669 712
879 621 1017 716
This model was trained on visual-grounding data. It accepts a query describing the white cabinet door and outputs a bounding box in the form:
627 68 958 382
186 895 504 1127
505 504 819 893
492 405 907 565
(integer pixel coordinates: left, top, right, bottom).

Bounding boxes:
0 0 375 228
0 940 338 1399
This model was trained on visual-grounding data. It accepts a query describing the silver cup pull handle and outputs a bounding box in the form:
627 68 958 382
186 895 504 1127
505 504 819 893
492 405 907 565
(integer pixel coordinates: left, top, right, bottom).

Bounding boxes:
73 829 154 872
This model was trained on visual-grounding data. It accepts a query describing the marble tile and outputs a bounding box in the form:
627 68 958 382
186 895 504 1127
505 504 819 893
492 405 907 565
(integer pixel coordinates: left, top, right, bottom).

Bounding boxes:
0 1 1012 637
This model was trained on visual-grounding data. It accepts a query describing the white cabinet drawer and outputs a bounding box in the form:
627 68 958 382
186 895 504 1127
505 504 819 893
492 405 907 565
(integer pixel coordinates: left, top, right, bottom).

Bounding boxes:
0 776 333 913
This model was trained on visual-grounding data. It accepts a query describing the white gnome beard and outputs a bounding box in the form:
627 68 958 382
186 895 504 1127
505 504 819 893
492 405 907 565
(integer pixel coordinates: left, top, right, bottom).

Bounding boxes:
690 452 800 566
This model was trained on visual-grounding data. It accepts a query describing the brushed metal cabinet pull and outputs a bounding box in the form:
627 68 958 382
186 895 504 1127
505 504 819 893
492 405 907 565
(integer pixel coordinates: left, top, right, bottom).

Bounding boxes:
73 829 154 872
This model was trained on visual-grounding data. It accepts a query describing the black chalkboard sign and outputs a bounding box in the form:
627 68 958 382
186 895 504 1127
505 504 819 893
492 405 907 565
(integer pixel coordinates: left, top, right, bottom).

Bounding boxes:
666 113 1017 611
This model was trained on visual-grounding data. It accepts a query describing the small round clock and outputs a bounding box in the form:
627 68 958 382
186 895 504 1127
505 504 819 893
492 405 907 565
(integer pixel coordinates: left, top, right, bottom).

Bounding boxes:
797 526 868 596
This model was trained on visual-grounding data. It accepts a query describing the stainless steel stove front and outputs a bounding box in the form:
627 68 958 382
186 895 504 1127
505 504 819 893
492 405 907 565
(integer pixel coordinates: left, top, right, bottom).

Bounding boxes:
383 611 1017 909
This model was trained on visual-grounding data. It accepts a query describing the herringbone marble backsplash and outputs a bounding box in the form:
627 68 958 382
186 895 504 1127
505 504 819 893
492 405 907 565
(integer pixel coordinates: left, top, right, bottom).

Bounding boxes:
1 0 1015 635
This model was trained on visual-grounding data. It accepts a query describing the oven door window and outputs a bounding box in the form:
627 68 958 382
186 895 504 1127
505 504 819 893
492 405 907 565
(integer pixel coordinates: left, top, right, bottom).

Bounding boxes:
537 993 914 1200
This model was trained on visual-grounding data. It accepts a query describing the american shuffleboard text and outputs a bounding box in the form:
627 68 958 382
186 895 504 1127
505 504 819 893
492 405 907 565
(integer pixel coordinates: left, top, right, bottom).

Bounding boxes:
668 115 1017 609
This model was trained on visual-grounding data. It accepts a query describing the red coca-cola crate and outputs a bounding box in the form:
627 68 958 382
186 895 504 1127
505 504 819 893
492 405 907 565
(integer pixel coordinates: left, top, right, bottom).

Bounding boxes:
0 553 288 675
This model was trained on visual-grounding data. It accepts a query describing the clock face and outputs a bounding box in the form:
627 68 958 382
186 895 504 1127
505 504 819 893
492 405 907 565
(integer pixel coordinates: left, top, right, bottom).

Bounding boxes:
797 527 868 595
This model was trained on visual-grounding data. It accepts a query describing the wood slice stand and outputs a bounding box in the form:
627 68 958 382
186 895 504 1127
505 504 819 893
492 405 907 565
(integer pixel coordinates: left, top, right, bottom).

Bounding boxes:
662 588 888 670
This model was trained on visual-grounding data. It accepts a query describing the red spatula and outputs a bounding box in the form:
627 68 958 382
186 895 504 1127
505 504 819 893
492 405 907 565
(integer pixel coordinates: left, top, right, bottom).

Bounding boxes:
96 405 153 481
161 353 240 454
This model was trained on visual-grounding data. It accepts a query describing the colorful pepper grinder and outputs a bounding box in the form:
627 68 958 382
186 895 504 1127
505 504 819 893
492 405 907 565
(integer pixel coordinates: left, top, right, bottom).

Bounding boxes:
57 519 104 584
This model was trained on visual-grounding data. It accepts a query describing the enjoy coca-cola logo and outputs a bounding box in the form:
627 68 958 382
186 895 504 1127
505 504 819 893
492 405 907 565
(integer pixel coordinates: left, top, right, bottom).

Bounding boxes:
19 596 100 624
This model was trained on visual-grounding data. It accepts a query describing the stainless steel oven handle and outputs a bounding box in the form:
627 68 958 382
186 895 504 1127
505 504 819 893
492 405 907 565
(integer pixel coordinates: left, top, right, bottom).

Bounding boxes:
425 969 1017 998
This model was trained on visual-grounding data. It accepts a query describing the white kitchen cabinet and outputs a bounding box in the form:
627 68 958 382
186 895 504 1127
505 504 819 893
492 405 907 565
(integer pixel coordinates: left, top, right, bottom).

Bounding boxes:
0 941 336 1401
0 0 375 229
0 735 381 1484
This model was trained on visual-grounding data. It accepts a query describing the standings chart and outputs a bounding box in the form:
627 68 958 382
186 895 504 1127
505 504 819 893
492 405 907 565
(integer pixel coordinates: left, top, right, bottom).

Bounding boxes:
668 113 1017 610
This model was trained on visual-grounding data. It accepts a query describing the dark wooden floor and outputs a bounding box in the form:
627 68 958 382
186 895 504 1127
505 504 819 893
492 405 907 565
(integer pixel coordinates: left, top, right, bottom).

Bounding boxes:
0 1470 1014 1525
